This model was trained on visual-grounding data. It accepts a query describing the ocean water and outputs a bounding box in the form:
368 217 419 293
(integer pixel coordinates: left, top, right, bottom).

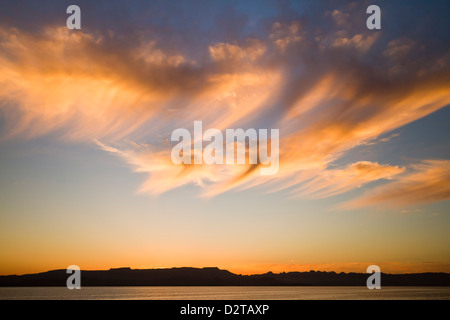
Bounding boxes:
0 286 449 300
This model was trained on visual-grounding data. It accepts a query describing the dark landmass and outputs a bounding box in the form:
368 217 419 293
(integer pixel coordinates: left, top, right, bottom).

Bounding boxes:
1 267 450 286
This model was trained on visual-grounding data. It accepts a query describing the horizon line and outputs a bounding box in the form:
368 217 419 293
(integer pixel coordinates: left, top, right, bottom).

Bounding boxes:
2 266 450 277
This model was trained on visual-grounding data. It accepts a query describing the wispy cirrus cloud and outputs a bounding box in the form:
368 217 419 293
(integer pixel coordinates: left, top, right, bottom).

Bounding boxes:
292 161 405 199
342 160 450 209
0 26 279 141
0 1 449 203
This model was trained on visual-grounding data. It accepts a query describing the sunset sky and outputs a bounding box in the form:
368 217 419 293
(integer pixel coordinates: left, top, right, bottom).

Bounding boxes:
0 0 449 276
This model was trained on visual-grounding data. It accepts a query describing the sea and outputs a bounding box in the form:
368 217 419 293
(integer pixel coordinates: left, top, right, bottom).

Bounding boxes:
0 286 449 300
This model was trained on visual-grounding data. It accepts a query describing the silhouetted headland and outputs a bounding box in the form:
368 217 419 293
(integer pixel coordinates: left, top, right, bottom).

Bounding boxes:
1 267 450 286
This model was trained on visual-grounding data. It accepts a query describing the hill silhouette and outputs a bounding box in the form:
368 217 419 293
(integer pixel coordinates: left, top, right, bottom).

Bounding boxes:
1 267 450 286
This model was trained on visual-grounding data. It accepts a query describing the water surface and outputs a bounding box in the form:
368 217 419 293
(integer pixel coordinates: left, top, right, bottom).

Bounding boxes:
1 286 450 300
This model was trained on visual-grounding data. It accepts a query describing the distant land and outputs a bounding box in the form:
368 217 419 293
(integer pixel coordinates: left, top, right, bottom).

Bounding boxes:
1 267 450 286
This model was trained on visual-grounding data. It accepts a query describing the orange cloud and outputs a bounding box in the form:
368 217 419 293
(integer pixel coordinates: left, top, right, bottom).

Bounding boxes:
0 27 172 141
342 160 450 209
0 23 449 201
332 33 380 52
270 21 302 51
293 161 405 199
209 39 266 61
95 139 246 196
0 26 279 142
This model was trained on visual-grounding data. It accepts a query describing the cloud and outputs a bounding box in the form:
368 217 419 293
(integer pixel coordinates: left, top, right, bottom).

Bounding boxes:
383 38 416 60
209 39 266 61
342 160 450 209
0 1 449 200
0 26 279 142
293 161 405 199
0 27 181 141
328 10 350 28
332 33 379 52
95 139 246 196
270 21 302 51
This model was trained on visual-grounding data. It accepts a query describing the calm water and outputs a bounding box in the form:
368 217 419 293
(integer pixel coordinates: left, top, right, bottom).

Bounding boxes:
1 286 449 300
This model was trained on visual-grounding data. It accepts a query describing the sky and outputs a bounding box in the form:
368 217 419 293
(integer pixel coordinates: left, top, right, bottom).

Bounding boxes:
0 0 449 276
